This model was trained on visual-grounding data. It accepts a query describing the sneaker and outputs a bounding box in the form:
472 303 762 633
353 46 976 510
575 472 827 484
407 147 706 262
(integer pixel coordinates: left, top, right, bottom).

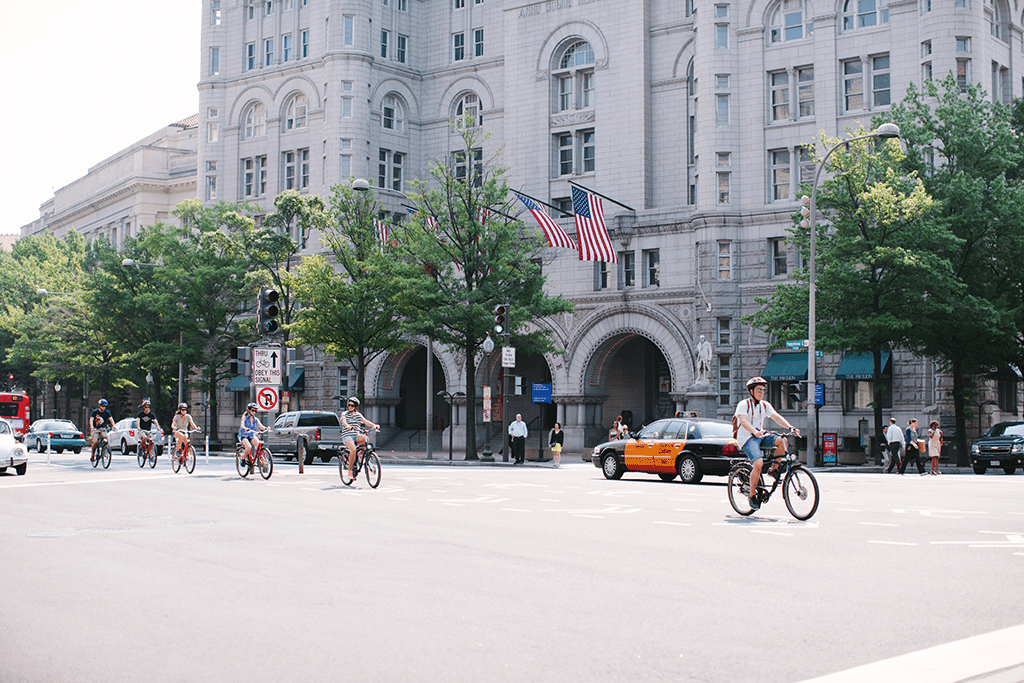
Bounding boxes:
749 495 761 510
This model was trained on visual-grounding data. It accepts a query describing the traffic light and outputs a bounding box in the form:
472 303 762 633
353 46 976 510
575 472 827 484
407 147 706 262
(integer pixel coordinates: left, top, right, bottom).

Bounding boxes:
257 286 280 335
788 381 807 408
231 347 251 376
494 303 508 335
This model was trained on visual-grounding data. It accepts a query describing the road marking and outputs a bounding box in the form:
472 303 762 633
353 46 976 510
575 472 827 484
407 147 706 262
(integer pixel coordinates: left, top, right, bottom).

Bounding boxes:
429 495 510 504
673 508 703 513
0 473 176 489
27 532 79 538
751 529 792 536
836 509 863 513
868 540 917 546
545 506 640 514
932 532 1024 549
654 521 690 527
502 508 532 513
860 522 898 527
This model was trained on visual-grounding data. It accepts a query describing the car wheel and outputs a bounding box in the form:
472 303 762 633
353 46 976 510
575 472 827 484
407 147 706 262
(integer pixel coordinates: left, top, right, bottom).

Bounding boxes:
601 452 623 480
72 448 80 454
972 464 987 475
121 438 129 454
320 452 333 463
658 473 677 482
299 440 314 466
15 463 27 476
55 448 64 453
1003 465 1016 475
677 454 703 484
35 438 43 452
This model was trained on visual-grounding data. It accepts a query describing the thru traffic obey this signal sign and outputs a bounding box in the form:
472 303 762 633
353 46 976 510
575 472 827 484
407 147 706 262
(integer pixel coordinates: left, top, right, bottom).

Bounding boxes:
252 347 282 386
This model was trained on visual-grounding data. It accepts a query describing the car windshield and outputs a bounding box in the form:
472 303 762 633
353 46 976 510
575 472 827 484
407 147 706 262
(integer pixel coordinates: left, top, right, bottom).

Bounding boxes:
38 422 70 431
696 421 734 439
636 421 671 439
988 423 1024 437
0 421 11 435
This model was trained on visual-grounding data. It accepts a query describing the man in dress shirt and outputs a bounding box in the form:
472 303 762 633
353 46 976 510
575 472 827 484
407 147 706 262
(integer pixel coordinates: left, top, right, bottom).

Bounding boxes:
508 414 528 464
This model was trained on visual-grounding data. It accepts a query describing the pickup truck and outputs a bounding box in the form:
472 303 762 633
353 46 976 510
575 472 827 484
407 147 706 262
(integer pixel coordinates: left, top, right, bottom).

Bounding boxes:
266 410 350 465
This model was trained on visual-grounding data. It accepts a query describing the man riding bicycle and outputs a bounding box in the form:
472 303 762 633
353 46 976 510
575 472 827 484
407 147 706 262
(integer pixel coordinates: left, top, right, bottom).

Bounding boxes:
171 403 200 454
237 402 268 460
342 397 379 482
136 400 158 454
90 398 115 462
734 377 799 510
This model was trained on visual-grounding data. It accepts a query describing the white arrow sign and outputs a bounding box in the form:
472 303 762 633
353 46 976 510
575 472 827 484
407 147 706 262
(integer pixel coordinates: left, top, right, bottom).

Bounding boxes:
252 347 282 386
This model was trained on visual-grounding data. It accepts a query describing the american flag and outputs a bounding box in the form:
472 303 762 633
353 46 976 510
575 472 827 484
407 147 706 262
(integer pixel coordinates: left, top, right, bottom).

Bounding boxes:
572 186 616 263
513 192 576 250
407 207 438 232
373 219 389 247
477 207 490 225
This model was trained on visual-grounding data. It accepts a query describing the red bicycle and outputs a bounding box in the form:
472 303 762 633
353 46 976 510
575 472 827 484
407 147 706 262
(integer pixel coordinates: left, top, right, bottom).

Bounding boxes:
236 431 273 480
171 429 199 474
137 431 158 469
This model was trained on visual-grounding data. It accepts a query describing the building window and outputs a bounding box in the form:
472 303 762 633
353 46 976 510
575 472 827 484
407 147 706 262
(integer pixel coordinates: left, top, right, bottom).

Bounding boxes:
210 47 220 75
300 149 310 189
643 249 660 287
716 74 730 88
843 59 863 111
212 0 221 25
719 355 732 406
798 146 815 186
558 133 573 175
285 151 297 190
872 54 891 106
243 102 266 139
453 148 483 186
246 43 256 70
797 66 814 117
553 40 595 112
397 34 407 64
455 0 465 7
595 261 609 290
241 156 267 196
206 175 217 201
282 34 292 61
455 92 480 127
986 0 1002 39
398 0 408 10
208 122 219 143
921 61 932 82
770 238 788 277
957 58 971 91
340 152 352 181
266 0 274 15
998 378 1018 413
344 15 354 46
769 0 812 43
770 71 789 121
842 0 888 29
771 149 790 201
717 152 731 167
844 379 891 410
716 94 729 125
718 318 731 346
718 241 732 280
265 38 274 66
285 94 307 130
301 30 309 58
581 130 595 173
258 156 267 195
453 33 465 61
474 28 484 57
381 95 404 132
921 40 932 57
717 172 730 204
715 24 729 49
618 251 635 289
243 159 253 197
392 152 404 191
956 36 971 52
381 30 389 58
341 97 352 118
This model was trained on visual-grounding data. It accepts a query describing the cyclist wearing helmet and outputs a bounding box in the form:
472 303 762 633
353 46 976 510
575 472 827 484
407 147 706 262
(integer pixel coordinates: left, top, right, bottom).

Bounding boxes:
89 398 115 462
342 397 379 482
238 402 268 460
136 400 158 453
171 402 200 455
735 377 799 510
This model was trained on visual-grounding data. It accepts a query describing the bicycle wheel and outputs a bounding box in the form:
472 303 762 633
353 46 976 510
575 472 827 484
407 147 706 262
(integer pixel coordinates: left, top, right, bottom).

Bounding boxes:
92 445 100 468
172 448 182 473
137 448 145 468
101 444 112 469
339 453 354 486
184 445 196 474
258 448 273 480
236 447 249 479
364 450 381 489
783 465 820 520
149 448 158 468
727 464 755 516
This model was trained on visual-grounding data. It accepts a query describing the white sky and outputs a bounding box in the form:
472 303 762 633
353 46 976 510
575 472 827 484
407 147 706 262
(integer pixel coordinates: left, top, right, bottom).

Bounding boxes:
2 2 201 234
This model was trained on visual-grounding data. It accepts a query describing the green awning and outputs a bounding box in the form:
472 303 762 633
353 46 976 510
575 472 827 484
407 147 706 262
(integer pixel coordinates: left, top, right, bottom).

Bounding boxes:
835 351 891 380
761 352 807 382
226 375 251 392
287 368 305 391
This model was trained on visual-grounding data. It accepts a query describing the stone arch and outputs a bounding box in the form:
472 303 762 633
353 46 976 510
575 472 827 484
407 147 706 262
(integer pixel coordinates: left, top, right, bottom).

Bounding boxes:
437 76 496 119
671 36 696 80
369 79 420 121
228 84 274 124
271 75 322 110
533 20 610 80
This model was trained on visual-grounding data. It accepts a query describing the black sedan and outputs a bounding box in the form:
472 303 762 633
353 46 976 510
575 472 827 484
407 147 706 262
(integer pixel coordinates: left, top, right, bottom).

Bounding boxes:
970 421 1024 475
591 416 741 484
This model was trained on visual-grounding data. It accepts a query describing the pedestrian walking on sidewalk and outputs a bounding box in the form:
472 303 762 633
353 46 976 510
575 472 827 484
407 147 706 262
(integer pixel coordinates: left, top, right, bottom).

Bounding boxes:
509 414 527 464
899 419 926 475
927 421 943 475
885 418 905 473
549 423 564 468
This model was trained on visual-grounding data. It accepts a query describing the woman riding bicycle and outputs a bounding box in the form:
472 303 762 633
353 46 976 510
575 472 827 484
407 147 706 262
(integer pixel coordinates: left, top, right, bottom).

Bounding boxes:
171 402 200 455
734 376 799 510
238 402 268 460
342 397 379 482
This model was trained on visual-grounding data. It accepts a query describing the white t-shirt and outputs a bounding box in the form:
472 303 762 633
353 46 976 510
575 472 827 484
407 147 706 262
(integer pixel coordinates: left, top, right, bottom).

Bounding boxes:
733 398 780 447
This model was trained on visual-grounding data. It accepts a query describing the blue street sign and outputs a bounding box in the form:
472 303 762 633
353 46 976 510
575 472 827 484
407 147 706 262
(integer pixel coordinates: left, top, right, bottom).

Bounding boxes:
814 383 825 406
532 383 552 404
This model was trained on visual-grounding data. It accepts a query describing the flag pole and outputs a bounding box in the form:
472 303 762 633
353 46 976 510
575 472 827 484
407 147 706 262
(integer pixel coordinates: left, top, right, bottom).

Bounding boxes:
568 180 636 212
513 190 574 217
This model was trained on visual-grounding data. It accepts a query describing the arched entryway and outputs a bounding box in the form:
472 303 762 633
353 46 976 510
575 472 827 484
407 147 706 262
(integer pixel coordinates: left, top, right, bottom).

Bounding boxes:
586 333 675 433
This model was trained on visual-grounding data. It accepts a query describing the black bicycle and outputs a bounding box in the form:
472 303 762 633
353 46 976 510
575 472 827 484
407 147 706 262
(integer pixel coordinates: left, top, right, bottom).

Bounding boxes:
91 429 112 469
727 431 819 520
340 429 381 489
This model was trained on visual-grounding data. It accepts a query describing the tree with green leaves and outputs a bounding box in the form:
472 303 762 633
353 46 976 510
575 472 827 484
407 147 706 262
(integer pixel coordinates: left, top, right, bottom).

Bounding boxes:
289 181 408 400
882 75 1024 463
747 127 948 454
393 122 573 459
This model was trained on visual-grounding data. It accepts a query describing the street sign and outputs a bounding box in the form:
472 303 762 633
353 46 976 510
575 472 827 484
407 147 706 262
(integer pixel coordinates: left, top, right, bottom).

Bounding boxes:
252 347 282 386
532 383 552 404
502 346 516 369
814 383 825 406
785 339 808 349
482 387 491 422
256 385 279 412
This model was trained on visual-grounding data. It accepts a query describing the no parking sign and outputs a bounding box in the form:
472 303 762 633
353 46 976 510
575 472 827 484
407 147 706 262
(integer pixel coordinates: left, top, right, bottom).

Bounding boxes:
256 386 279 412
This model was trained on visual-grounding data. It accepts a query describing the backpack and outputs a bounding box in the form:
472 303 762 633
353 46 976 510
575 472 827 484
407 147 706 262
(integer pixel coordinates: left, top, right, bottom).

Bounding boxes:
731 399 752 440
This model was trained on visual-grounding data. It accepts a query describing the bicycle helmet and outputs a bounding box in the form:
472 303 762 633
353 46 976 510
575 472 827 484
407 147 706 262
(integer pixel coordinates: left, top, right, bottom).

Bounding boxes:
347 396 360 408
98 398 108 406
178 402 188 410
247 402 257 411
745 376 768 390
140 400 151 407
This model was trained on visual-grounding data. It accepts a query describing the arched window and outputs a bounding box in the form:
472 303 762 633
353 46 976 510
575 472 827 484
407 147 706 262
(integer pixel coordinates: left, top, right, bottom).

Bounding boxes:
381 94 405 133
284 93 307 130
553 40 594 112
769 0 813 42
242 102 266 139
454 92 481 128
842 0 888 30
986 0 1005 40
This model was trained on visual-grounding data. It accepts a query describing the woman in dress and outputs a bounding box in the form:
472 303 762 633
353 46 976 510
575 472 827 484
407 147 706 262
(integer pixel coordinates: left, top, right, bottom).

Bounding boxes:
549 422 564 468
927 420 943 475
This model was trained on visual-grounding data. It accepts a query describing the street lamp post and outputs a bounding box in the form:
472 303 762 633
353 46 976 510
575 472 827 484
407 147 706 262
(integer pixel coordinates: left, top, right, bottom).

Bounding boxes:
800 123 900 466
437 390 465 461
53 382 61 419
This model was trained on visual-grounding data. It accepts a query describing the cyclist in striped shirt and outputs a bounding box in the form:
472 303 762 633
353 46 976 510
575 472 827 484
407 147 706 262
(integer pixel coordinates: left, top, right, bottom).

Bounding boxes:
342 397 379 482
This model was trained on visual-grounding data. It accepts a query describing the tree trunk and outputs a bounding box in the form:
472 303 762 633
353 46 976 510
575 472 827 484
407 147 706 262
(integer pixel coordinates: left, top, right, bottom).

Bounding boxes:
872 349 885 466
952 360 969 467
206 366 220 445
464 339 478 460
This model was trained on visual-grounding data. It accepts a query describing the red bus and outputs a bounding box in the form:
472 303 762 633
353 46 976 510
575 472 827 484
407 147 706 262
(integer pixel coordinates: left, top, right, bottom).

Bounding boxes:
0 392 30 439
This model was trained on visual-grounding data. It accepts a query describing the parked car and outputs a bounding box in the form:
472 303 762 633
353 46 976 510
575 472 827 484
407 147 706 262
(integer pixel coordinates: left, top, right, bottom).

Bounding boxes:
970 421 1024 475
591 416 741 484
0 419 29 475
24 419 87 454
109 417 165 456
265 411 350 465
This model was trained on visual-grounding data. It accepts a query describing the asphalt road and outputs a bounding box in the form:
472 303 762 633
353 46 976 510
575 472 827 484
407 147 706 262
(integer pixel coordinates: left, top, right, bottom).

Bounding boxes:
2 452 1022 683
